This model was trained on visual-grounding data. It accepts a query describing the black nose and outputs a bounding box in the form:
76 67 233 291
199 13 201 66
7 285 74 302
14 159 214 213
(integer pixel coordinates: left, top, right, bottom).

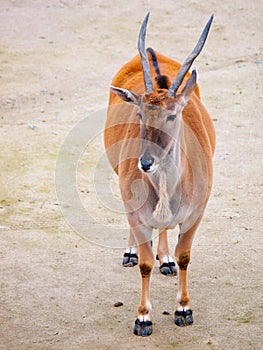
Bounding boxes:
140 158 154 172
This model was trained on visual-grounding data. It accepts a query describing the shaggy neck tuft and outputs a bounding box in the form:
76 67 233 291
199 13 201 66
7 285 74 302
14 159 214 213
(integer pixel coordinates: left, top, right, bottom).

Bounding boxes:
152 171 173 223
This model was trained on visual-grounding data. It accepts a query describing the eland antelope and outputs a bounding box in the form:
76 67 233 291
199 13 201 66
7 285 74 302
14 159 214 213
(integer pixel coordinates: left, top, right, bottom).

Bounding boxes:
104 13 215 336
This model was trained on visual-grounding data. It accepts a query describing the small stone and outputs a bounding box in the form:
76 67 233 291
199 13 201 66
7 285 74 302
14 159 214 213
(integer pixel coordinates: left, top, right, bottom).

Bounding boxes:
163 311 170 315
114 302 123 307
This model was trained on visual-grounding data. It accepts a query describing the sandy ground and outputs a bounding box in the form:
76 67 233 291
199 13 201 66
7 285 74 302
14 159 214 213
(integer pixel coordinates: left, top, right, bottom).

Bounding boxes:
0 0 262 349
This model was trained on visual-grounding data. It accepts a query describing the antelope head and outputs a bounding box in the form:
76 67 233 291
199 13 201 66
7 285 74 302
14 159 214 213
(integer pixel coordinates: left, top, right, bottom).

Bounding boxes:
110 13 213 174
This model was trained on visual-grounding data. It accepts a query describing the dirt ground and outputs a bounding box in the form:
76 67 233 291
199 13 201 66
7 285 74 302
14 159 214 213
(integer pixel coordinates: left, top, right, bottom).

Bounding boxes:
0 0 262 349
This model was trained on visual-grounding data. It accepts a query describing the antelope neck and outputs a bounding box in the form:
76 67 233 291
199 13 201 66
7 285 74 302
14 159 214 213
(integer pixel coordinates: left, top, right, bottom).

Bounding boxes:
147 128 185 198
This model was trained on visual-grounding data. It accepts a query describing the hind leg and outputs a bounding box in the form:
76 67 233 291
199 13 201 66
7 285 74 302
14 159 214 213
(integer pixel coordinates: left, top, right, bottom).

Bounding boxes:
157 229 177 276
122 229 138 267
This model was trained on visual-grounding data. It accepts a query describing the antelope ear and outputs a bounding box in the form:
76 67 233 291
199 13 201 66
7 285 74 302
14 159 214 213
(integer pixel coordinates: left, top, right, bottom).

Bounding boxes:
180 69 197 106
110 86 139 105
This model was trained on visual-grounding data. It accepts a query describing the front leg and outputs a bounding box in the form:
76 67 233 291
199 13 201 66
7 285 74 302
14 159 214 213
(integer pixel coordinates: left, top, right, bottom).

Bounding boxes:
174 220 200 327
175 248 193 326
134 241 154 336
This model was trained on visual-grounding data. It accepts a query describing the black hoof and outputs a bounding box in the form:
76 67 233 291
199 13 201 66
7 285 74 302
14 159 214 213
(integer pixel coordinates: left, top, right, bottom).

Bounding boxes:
159 262 177 276
122 252 138 267
133 319 153 337
174 309 193 327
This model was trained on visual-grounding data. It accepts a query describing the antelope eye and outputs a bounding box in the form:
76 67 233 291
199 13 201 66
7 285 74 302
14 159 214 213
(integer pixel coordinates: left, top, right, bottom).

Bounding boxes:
136 112 142 120
166 114 177 122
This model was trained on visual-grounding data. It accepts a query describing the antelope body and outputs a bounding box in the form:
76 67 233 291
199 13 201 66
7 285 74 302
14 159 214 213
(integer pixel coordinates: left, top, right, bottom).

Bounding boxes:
104 13 215 336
